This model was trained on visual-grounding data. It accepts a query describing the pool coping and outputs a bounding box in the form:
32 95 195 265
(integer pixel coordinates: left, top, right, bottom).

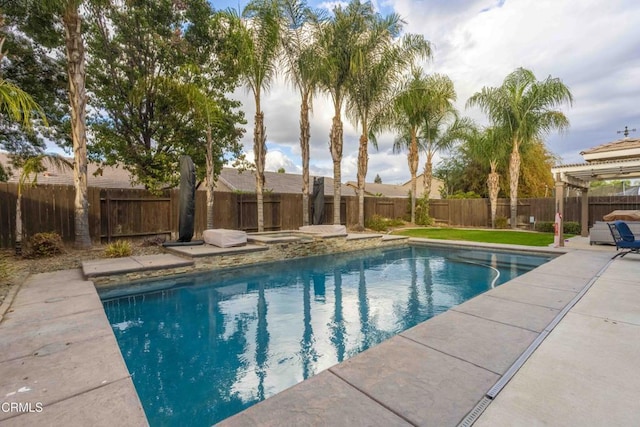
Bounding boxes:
0 239 623 426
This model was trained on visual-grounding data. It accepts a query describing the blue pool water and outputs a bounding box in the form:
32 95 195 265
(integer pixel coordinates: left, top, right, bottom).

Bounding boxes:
101 246 552 426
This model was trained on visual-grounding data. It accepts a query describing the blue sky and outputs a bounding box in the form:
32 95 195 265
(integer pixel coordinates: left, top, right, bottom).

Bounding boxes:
221 1 640 184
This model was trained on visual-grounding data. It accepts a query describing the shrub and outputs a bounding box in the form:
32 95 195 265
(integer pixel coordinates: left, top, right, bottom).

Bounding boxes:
495 216 509 229
447 191 481 199
415 197 433 226
105 240 132 258
535 221 553 233
365 215 404 232
534 221 580 234
564 221 581 235
28 232 65 258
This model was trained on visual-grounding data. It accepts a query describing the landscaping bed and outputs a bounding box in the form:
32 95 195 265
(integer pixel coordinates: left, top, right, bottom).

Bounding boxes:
0 244 164 307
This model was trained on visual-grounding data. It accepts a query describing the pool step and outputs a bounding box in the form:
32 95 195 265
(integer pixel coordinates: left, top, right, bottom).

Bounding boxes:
82 254 194 278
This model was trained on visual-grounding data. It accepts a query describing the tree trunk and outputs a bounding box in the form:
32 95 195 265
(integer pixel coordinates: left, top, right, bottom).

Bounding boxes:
423 155 433 201
487 160 500 229
509 142 521 229
300 91 310 226
356 132 368 230
205 125 215 229
254 102 267 232
408 128 419 224
63 6 91 249
15 192 22 255
329 113 343 225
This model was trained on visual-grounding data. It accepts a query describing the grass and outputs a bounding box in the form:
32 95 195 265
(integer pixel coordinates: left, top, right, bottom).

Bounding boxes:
393 227 571 247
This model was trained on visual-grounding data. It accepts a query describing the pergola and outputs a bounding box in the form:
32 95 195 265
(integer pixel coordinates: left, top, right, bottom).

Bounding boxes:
550 137 640 246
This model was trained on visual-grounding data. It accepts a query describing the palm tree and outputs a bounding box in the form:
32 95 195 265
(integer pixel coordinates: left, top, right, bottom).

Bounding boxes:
313 0 375 225
0 27 48 181
281 0 322 226
421 115 476 196
0 20 47 128
465 126 509 228
385 68 432 223
165 78 223 229
417 74 473 200
0 77 45 130
233 0 282 232
347 20 431 229
467 67 573 229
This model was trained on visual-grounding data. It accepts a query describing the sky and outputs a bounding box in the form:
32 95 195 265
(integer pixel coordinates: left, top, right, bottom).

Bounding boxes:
207 0 640 185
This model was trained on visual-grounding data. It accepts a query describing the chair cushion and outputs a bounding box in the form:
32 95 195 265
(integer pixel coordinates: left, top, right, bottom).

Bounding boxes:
615 221 636 242
202 229 247 247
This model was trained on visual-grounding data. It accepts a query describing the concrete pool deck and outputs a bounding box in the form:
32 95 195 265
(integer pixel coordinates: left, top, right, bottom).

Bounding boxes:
1 238 639 425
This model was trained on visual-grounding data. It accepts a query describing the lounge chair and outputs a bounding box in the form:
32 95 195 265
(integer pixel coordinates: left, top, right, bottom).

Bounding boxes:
607 221 640 259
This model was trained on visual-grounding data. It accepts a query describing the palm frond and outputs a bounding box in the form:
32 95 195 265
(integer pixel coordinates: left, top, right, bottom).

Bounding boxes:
0 80 48 129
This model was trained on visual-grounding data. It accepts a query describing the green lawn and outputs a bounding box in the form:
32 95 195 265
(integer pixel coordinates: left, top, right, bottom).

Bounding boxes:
393 227 568 247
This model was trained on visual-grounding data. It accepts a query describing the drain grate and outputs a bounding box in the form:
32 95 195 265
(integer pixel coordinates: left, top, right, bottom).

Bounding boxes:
458 396 493 427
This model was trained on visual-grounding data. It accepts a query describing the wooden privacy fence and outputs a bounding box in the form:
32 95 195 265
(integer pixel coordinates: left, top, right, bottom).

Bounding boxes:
3 182 640 248
0 184 407 248
429 196 640 227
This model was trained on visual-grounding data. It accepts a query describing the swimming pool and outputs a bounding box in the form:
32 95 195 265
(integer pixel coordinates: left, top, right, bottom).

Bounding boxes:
101 245 552 426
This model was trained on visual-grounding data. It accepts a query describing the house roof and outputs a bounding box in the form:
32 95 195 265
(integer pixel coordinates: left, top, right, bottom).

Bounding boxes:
0 153 356 195
0 152 413 197
580 138 640 162
218 168 352 196
552 136 640 188
345 181 409 198
0 152 145 189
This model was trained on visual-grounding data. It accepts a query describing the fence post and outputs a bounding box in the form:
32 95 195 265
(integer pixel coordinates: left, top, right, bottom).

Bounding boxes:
106 190 111 243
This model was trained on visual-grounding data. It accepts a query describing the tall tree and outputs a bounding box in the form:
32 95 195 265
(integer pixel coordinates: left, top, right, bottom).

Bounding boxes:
89 0 212 189
5 2 90 247
314 0 376 225
281 0 322 226
90 1 245 227
176 8 246 229
347 18 431 229
417 74 473 200
465 126 509 228
27 0 92 249
163 75 245 229
467 67 572 228
384 68 431 223
232 0 282 232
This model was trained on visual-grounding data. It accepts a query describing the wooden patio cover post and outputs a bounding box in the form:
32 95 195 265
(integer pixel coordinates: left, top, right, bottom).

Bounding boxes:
581 187 589 237
555 179 565 247
554 173 591 246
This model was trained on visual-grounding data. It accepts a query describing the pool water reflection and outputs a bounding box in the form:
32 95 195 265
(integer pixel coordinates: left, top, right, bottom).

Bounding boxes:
101 246 552 426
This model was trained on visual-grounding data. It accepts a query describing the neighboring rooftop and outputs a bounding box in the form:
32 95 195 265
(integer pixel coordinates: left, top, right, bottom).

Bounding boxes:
580 137 640 162
0 152 145 189
0 152 413 198
216 168 352 196
345 181 410 198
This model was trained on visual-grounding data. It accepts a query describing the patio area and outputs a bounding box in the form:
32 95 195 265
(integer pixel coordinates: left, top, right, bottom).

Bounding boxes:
0 237 638 426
